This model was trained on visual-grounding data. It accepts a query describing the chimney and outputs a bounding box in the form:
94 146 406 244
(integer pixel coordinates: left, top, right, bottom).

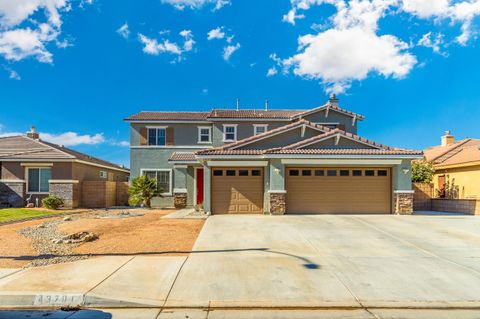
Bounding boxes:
27 126 39 140
441 130 454 147
328 93 339 107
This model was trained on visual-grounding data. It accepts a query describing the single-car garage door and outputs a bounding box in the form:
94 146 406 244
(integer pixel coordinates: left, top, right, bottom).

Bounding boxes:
286 167 391 214
211 168 264 214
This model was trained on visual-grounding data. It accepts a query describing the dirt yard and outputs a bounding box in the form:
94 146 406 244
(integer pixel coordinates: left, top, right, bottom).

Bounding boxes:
0 209 205 268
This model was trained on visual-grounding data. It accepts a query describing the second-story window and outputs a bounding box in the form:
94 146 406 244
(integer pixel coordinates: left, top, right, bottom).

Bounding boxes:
223 125 237 142
148 127 166 146
253 124 268 135
198 126 212 143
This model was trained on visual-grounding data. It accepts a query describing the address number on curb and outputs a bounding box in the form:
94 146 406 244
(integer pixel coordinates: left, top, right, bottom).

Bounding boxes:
34 294 83 306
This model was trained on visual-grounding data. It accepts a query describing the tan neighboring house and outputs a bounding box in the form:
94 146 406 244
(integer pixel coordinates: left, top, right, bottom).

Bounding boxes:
424 131 480 199
0 128 130 208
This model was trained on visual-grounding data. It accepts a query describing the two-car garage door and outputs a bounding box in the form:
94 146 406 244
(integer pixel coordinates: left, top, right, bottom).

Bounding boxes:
210 166 391 214
286 167 391 214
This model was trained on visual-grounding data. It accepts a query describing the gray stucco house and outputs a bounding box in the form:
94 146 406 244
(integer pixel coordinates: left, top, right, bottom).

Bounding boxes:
125 95 422 215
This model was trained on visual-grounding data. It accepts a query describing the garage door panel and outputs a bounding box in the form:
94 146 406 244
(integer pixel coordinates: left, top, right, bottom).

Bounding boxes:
212 168 264 214
286 167 391 214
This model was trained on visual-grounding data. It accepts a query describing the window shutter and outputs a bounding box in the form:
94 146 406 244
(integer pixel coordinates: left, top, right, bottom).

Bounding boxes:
337 124 346 131
140 128 147 145
166 127 174 146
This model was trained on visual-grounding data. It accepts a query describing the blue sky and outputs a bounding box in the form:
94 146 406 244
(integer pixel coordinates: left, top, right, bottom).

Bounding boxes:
1 0 480 167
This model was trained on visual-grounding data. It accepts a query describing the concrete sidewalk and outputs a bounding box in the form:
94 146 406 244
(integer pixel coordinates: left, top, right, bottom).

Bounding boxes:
2 308 480 319
1 214 480 311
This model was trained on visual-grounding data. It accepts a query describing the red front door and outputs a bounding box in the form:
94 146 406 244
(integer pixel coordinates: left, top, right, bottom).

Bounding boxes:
196 168 204 205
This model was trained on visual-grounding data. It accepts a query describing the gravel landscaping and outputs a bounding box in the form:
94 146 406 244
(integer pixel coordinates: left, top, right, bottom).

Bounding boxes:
0 209 205 268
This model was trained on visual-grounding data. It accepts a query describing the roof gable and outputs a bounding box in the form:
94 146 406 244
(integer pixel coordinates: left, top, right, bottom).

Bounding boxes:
224 120 331 150
0 135 128 172
426 139 480 167
292 104 364 121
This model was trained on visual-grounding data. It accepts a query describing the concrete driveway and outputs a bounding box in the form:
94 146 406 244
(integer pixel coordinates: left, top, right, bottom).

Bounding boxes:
2 214 480 314
167 214 480 309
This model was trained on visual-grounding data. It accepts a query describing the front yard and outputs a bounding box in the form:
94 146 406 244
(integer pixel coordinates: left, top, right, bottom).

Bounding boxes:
0 209 204 268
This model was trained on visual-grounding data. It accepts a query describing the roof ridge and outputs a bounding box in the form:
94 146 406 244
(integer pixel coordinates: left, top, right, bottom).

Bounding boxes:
39 139 126 169
429 138 472 163
292 103 365 120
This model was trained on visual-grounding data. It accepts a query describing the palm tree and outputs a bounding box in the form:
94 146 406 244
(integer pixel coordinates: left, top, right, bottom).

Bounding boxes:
128 175 162 208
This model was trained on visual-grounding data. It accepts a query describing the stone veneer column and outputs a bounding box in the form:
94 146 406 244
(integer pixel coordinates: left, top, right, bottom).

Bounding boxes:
269 191 286 215
394 191 414 215
173 165 188 209
0 180 25 207
49 181 79 209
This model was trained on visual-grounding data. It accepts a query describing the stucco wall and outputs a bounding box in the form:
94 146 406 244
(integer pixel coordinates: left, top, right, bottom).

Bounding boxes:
211 121 288 146
433 165 480 199
392 159 413 191
131 123 213 147
302 109 358 134
72 162 128 182
241 127 320 150
0 162 73 180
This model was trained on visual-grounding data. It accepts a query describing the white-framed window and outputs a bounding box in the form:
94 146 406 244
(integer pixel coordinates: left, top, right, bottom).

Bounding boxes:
223 124 237 142
147 127 166 146
27 167 52 193
253 124 268 135
141 169 172 195
197 126 212 144
99 171 107 179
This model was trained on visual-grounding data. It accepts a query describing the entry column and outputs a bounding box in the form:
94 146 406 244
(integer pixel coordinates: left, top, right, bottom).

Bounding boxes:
173 165 188 209
268 159 286 215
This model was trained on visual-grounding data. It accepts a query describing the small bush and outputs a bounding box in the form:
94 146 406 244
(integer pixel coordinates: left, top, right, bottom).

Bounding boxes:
412 160 435 183
42 195 64 210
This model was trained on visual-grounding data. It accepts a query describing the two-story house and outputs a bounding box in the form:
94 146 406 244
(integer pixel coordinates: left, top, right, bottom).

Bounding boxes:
125 95 422 215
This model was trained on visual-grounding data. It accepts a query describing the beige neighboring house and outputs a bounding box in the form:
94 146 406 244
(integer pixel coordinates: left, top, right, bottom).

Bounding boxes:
0 127 130 208
424 131 480 199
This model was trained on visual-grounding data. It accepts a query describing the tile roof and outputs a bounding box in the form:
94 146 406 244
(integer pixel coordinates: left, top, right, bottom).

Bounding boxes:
125 103 364 121
0 135 129 171
284 128 394 150
168 152 197 162
125 111 210 121
208 109 303 119
425 139 480 167
264 149 422 155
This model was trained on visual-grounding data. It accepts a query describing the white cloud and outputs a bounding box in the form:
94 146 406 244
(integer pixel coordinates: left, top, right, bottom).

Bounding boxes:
222 42 240 61
281 1 417 93
418 32 445 54
40 132 105 146
160 0 230 11
282 9 305 25
207 27 225 40
266 67 278 77
138 30 195 61
180 29 195 51
285 28 416 93
8 68 20 80
0 0 91 64
117 23 130 39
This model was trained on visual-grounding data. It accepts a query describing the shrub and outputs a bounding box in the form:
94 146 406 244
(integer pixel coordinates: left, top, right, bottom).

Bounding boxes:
42 195 64 210
412 160 435 183
128 175 162 208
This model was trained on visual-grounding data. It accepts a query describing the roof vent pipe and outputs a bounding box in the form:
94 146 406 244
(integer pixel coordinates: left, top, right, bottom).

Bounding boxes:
265 99 269 111
236 98 240 111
